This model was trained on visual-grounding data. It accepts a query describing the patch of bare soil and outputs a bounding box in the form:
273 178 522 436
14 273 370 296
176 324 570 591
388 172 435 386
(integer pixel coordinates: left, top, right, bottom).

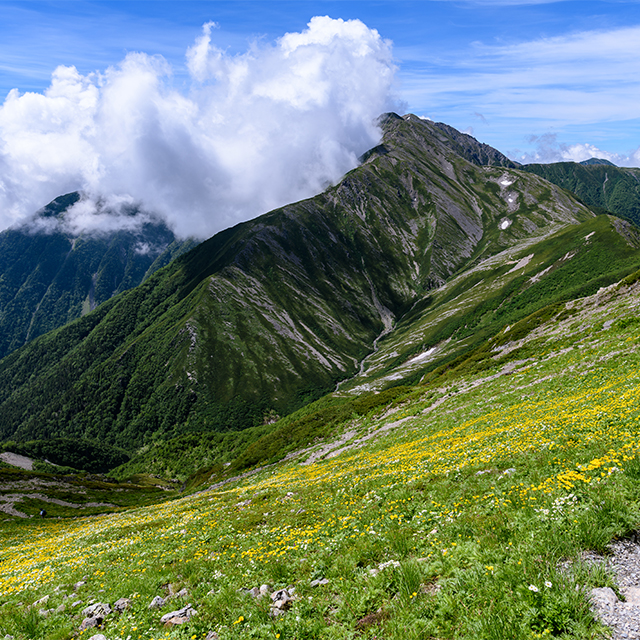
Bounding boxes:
0 452 34 470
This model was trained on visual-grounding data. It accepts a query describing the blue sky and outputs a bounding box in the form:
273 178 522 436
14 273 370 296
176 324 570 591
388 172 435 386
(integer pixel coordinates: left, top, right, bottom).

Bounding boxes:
1 0 639 163
0 1 639 237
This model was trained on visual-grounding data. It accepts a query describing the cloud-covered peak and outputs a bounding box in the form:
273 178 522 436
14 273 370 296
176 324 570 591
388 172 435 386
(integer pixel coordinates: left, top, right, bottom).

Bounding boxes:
0 17 398 238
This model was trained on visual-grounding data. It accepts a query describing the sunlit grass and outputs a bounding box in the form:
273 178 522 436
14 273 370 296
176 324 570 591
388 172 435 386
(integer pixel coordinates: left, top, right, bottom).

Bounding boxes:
2 303 640 639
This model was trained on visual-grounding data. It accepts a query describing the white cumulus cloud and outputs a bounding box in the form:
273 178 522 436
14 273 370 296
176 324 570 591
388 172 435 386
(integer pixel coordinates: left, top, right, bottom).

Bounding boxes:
0 16 398 238
515 132 639 166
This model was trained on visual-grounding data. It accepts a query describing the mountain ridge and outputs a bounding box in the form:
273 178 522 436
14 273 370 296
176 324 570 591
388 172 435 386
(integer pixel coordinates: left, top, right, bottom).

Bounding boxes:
0 194 196 360
0 113 632 453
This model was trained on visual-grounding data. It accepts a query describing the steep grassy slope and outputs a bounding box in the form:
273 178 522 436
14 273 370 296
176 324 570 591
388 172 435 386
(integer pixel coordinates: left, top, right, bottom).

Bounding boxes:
337 214 640 394
3 275 640 639
0 193 195 360
522 161 640 226
0 115 594 449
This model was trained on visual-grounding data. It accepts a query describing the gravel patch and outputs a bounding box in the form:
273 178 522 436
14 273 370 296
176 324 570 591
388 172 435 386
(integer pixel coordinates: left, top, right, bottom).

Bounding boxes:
0 451 34 470
587 535 640 639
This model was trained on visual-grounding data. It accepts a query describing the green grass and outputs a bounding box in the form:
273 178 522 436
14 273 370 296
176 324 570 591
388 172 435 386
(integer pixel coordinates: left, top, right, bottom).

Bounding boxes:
2 277 640 638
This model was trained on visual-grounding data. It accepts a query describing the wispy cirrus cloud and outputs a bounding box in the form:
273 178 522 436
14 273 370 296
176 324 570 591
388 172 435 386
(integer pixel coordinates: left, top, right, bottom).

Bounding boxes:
404 25 640 126
399 22 640 165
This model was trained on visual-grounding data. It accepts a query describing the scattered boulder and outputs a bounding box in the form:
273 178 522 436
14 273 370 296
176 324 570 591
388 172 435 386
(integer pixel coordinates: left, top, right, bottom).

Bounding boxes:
31 595 49 608
148 595 165 610
83 603 112 618
160 604 197 626
74 580 87 591
204 632 219 640
175 588 189 598
113 597 132 612
590 587 618 610
79 602 112 632
88 635 108 640
270 588 294 615
78 616 100 632
245 583 272 600
310 578 329 588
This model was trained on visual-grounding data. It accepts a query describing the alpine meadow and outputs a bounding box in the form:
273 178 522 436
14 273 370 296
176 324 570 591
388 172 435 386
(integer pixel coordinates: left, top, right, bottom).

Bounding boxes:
3 105 640 640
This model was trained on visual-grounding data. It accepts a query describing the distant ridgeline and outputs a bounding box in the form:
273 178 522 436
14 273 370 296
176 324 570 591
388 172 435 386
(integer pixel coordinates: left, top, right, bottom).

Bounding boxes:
1 437 129 474
522 159 640 228
1 114 640 454
0 192 196 360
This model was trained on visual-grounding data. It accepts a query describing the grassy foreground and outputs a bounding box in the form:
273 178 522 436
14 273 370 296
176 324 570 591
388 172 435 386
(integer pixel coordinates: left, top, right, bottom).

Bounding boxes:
2 287 640 639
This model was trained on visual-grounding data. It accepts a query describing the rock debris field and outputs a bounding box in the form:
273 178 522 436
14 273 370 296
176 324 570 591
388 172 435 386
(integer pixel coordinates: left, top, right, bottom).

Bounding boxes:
588 533 640 639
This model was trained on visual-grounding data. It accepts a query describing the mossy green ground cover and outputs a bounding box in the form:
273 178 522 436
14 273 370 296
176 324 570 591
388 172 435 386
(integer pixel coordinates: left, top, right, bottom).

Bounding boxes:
3 287 640 638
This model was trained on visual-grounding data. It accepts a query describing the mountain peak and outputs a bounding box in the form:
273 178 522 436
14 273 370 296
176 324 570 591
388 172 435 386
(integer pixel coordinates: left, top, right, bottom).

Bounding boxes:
580 157 617 166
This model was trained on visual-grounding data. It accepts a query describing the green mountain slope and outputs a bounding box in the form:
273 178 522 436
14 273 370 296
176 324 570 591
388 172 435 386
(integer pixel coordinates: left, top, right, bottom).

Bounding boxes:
522 161 640 226
0 193 196 360
3 272 640 639
0 114 598 449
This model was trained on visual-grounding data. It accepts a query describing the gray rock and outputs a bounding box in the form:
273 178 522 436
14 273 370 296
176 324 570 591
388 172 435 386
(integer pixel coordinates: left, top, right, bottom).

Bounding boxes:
82 603 112 618
160 604 197 626
74 580 87 591
590 587 619 609
148 595 166 610
270 589 293 611
88 635 108 640
259 584 271 596
310 578 329 587
32 595 49 607
175 588 189 598
70 600 83 607
78 617 100 632
55 604 66 613
113 597 132 612
623 587 640 605
204 632 219 640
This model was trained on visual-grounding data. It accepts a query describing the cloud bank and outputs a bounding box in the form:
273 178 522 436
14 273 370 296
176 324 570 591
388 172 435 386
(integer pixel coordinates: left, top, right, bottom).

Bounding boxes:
514 133 640 167
0 16 398 238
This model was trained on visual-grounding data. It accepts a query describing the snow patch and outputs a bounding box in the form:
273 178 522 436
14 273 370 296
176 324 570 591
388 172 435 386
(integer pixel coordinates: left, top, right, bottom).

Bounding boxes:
407 347 436 364
500 219 512 230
